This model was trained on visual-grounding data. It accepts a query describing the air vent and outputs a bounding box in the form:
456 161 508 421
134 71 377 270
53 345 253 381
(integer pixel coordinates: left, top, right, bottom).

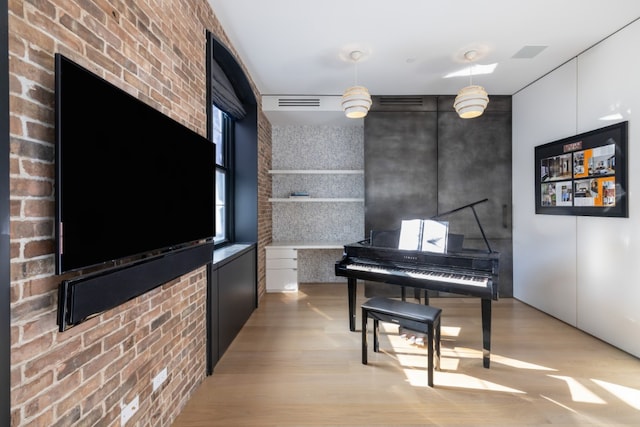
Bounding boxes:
371 95 436 112
378 96 425 107
262 95 342 112
278 97 321 108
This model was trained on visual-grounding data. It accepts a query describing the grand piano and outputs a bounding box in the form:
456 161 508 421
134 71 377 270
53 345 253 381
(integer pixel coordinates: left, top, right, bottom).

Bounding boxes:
335 199 500 368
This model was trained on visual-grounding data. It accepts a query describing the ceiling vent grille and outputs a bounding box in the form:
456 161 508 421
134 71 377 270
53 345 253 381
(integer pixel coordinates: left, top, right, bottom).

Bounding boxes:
370 95 435 112
277 97 321 108
262 95 342 112
378 96 425 107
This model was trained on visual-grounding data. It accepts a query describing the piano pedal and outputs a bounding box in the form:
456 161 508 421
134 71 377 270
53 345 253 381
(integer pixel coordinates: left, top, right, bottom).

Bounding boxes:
399 326 426 346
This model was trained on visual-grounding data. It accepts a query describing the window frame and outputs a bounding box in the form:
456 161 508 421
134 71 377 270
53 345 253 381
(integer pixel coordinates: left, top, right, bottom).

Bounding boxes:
212 105 234 247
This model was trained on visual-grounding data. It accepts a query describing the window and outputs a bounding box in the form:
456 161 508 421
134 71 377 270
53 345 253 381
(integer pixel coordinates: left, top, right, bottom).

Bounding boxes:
212 105 232 245
208 32 258 245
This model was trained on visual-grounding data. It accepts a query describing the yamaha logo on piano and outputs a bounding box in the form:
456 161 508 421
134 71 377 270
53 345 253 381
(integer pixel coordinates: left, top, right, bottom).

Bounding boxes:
403 255 418 261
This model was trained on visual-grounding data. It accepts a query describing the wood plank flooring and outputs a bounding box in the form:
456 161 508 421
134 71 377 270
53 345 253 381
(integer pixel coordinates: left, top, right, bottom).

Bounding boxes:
171 283 640 426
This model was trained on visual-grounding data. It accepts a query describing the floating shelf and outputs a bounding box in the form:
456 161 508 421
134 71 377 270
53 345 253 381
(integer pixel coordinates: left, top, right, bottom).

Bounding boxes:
269 198 364 202
269 169 364 174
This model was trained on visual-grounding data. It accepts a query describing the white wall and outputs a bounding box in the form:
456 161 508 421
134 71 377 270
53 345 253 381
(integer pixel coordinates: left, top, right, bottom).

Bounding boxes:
513 21 640 357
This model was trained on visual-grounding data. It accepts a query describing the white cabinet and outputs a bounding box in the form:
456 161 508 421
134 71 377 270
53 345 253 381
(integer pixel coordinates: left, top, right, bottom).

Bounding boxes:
266 247 298 292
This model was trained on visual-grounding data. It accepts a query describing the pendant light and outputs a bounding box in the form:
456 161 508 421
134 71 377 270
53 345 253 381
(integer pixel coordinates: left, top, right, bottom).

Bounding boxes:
453 50 489 119
341 51 372 119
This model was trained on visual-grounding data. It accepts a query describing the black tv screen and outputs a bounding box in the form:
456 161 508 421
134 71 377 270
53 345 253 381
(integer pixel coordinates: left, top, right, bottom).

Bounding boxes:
55 54 215 274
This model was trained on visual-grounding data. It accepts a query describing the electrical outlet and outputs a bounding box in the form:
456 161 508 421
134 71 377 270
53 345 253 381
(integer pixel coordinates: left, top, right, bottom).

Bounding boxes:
120 395 138 425
152 367 168 392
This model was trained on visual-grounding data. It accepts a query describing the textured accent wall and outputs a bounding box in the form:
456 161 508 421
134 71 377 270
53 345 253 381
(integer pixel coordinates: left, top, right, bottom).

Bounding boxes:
8 1 270 426
271 125 364 282
272 126 364 170
271 125 364 243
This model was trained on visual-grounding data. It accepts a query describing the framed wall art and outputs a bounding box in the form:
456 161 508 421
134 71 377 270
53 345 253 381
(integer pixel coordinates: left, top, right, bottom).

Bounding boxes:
535 121 628 217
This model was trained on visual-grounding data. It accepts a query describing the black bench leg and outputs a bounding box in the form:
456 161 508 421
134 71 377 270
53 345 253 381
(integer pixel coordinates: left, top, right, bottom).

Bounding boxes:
435 317 441 371
427 323 434 387
361 307 368 364
373 319 380 352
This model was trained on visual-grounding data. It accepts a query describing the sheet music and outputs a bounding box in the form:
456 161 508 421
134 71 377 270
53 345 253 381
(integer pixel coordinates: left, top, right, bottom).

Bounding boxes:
398 219 423 250
421 220 448 253
398 219 448 253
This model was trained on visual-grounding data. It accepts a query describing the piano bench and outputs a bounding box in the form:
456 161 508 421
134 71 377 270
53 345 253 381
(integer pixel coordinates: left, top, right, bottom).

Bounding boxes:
361 296 442 387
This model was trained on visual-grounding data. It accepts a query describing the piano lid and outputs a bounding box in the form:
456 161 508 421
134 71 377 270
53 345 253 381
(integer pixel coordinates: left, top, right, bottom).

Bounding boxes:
368 198 494 254
431 198 493 253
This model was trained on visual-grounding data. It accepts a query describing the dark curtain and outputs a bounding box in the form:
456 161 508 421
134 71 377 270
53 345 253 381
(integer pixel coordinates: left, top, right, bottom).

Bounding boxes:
210 59 246 120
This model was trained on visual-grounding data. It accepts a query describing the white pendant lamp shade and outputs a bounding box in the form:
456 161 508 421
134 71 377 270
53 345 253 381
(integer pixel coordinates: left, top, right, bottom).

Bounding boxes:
454 85 489 119
342 50 371 119
342 85 372 119
454 50 489 119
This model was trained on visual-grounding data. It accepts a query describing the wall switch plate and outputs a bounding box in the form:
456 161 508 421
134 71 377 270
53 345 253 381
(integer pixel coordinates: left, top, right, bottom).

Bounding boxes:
121 395 138 425
152 367 168 392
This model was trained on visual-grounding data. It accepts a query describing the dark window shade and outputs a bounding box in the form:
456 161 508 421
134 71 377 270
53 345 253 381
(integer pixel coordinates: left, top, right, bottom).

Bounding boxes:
211 59 246 120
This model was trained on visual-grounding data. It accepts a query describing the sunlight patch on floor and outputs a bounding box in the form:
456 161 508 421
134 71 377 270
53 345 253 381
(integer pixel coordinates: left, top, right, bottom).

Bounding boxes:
403 368 525 392
442 325 461 337
491 353 556 371
277 290 309 302
380 324 526 392
442 346 481 361
549 375 606 404
305 302 334 320
591 379 640 410
541 395 579 412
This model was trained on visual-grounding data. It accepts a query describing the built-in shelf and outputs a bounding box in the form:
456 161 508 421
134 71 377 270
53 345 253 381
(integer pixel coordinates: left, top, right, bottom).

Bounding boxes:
269 198 364 202
267 241 346 249
269 169 364 174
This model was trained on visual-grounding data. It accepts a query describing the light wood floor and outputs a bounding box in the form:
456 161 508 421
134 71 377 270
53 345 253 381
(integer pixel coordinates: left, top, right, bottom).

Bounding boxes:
172 283 640 426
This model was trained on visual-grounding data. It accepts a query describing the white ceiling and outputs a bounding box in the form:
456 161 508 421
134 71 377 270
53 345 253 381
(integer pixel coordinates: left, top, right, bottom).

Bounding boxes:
208 0 640 125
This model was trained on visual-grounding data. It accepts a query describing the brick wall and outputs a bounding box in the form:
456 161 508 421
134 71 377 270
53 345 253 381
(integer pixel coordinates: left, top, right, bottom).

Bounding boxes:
256 114 272 301
8 1 271 426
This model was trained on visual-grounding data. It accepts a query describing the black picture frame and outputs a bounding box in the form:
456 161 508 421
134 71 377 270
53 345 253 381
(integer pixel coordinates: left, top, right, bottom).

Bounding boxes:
535 121 628 217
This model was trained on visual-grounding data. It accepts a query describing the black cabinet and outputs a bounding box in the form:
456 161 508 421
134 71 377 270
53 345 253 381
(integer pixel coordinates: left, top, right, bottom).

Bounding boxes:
208 244 257 373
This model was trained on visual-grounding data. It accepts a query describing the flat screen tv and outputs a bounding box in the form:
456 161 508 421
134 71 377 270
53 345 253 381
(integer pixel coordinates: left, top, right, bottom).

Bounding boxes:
55 54 215 274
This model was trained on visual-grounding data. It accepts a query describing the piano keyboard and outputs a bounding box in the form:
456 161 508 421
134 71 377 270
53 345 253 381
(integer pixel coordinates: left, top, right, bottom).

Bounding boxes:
345 262 489 287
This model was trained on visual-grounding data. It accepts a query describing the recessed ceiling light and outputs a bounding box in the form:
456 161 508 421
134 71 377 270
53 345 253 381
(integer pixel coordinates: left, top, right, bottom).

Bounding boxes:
512 45 548 59
599 113 624 121
444 63 498 79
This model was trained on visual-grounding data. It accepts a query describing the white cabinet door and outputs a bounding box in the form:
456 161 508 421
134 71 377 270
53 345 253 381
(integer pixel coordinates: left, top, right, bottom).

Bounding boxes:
266 268 298 292
266 247 298 292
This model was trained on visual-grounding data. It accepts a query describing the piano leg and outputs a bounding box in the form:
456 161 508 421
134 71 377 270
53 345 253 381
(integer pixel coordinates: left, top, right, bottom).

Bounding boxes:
481 298 491 368
348 278 357 332
361 305 368 364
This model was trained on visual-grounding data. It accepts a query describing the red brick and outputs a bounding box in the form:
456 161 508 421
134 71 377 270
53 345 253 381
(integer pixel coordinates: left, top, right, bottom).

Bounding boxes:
23 239 54 258
8 1 268 426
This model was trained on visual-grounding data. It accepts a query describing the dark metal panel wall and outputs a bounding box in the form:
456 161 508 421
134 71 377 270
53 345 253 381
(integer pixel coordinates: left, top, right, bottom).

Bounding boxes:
364 111 439 234
363 95 513 297
437 95 512 240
